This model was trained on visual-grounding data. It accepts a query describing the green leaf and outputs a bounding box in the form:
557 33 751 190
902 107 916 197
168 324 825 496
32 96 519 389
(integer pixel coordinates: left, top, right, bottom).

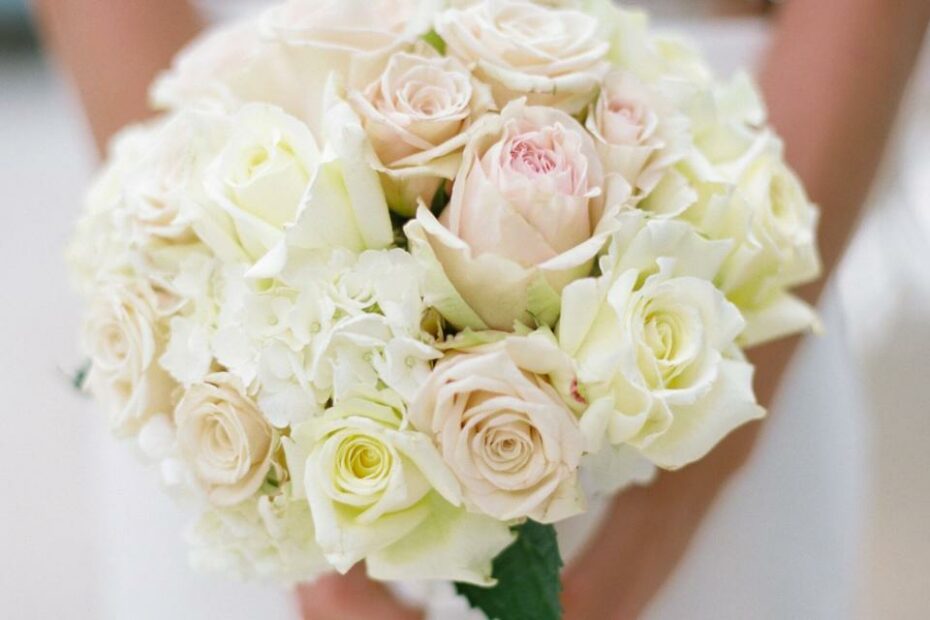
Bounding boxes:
72 359 91 391
390 210 411 249
525 275 562 328
421 30 447 55
435 328 508 351
429 182 451 217
454 521 563 620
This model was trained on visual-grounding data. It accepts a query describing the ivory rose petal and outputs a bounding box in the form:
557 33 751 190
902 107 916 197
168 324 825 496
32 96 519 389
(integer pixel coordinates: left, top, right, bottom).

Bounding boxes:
436 0 610 114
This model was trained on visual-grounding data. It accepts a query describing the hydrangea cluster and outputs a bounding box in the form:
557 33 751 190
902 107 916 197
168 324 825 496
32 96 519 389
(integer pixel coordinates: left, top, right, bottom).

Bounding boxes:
71 0 820 585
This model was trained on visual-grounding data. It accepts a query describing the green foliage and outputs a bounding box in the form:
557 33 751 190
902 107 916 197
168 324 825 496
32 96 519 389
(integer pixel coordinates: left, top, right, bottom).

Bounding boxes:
421 30 447 55
455 521 563 620
429 182 451 217
72 360 91 391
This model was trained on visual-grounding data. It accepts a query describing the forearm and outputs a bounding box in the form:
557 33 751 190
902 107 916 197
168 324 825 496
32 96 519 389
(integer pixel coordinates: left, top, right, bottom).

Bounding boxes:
32 0 202 153
749 0 930 406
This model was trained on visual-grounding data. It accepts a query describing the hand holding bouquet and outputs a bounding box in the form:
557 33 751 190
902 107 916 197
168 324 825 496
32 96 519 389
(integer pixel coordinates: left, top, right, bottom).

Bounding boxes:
70 1 820 617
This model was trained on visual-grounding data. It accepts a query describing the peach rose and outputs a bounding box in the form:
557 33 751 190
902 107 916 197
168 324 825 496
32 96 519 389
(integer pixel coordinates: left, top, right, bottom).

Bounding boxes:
409 334 584 522
176 373 275 506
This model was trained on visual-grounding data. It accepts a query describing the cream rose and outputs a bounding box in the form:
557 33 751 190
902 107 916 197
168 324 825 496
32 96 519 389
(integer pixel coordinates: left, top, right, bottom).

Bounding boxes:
349 49 494 215
175 372 275 506
696 134 821 346
117 111 228 246
259 0 430 138
586 71 691 212
436 0 609 114
83 281 176 437
407 100 614 331
200 104 319 262
409 334 584 522
286 390 513 584
199 103 393 273
151 18 280 113
559 218 764 469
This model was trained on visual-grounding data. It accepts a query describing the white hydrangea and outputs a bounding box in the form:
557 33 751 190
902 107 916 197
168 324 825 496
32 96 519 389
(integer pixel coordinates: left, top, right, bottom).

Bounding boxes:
207 248 438 428
188 489 330 582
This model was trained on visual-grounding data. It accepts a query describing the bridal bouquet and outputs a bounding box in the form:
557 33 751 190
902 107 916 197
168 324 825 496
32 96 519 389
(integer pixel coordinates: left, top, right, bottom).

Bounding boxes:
70 0 820 617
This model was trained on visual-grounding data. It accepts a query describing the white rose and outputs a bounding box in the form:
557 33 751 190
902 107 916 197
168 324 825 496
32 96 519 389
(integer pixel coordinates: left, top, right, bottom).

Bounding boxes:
286 390 513 584
598 3 712 87
559 217 764 469
198 103 393 272
175 373 276 506
586 71 691 212
83 280 176 437
349 49 494 215
114 111 232 247
198 104 318 262
688 133 821 346
151 18 284 113
436 0 609 114
407 100 615 331
409 333 585 522
259 0 431 138
69 122 183 293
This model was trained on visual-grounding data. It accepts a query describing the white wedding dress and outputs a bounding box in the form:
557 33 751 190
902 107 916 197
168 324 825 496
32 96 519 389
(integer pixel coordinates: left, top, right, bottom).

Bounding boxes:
96 3 868 619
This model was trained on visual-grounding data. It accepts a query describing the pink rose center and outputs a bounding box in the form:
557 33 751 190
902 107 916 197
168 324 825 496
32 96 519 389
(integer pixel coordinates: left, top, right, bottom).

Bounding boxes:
510 139 558 176
497 124 585 196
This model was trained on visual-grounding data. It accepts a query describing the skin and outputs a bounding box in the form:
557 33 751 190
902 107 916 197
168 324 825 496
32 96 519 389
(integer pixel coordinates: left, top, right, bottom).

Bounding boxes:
34 0 930 617
32 0 202 151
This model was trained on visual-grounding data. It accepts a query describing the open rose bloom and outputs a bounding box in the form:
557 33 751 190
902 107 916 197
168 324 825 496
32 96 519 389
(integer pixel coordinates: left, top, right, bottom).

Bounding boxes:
70 0 820 606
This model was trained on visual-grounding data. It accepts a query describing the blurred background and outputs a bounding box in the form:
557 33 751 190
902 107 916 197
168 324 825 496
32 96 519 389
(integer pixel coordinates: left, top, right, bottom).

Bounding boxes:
1 0 929 618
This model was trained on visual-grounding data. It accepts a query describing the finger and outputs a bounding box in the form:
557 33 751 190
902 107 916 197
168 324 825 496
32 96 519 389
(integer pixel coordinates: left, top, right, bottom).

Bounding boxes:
297 565 424 620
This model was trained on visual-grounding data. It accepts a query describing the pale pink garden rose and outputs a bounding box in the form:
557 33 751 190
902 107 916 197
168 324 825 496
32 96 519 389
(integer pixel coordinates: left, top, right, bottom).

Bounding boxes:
436 0 610 114
586 71 691 214
406 100 616 331
175 373 275 507
409 334 585 523
348 50 494 215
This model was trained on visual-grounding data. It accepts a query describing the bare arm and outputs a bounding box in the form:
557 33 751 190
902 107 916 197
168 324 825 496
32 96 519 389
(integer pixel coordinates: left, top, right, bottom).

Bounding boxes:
563 2 930 618
32 0 202 153
751 0 930 408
